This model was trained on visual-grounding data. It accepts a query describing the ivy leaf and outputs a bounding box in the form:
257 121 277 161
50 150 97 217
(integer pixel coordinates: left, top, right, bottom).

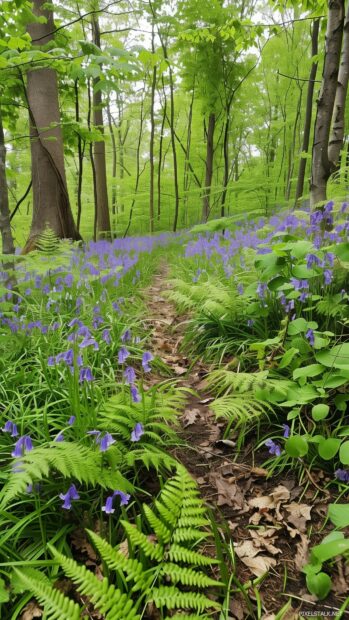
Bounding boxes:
306 572 332 600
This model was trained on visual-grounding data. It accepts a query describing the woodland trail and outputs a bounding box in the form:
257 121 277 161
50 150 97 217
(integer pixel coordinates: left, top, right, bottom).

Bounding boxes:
142 264 346 620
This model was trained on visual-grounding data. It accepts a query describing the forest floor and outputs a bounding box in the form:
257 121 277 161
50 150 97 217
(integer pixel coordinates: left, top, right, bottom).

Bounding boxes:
143 264 349 620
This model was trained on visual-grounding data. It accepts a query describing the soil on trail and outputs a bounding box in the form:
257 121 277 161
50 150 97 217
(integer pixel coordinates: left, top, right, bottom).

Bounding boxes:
144 266 349 620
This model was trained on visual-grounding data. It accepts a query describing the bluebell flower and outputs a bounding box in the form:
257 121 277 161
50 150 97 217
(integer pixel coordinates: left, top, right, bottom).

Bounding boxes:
306 253 321 269
12 435 33 458
282 424 290 438
142 351 153 372
335 469 349 483
79 367 94 383
237 284 244 295
121 329 132 343
114 490 131 506
305 328 315 346
130 384 141 403
324 252 335 267
102 329 111 344
265 439 282 457
68 318 83 329
256 282 267 300
2 421 18 437
59 484 80 510
131 423 144 442
99 432 116 452
47 356 55 367
323 269 333 285
102 495 115 514
55 432 64 442
247 319 254 327
79 337 99 351
124 366 136 384
118 347 130 364
68 416 76 425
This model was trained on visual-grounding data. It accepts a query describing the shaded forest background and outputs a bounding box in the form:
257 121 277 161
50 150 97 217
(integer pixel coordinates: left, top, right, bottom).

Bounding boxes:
0 0 348 246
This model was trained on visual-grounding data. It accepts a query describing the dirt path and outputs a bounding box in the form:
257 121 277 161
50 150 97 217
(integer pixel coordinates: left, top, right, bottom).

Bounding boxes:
143 266 347 620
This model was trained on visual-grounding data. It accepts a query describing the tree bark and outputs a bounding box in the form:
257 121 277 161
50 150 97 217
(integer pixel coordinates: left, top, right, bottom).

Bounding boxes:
107 102 117 216
0 106 15 257
25 0 80 250
74 78 85 232
202 112 216 222
92 14 111 237
310 1 345 206
157 76 167 221
295 19 320 205
328 3 349 171
149 23 157 233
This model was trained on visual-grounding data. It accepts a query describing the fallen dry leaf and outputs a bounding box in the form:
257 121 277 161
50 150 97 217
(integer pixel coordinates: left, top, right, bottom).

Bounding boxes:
211 474 246 510
239 554 277 577
294 533 309 571
182 408 201 427
284 502 312 533
20 602 43 620
173 365 187 376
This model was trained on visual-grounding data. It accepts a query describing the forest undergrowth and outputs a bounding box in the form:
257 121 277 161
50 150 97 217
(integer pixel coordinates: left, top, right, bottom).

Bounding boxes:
0 204 348 619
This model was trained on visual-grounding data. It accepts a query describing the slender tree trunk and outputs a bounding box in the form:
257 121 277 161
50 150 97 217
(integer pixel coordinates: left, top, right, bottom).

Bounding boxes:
25 0 80 250
149 23 157 233
286 84 303 200
310 1 345 206
116 94 126 213
157 76 167 221
328 3 349 170
0 106 15 257
91 14 111 237
202 112 216 222
295 19 320 205
107 103 117 216
183 85 195 226
123 92 145 237
74 78 85 232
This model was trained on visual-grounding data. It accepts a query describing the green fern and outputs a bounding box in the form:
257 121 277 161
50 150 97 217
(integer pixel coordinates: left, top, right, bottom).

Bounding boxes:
1 442 131 508
210 393 272 426
50 547 141 620
206 369 290 396
36 227 60 254
14 568 81 620
17 466 221 619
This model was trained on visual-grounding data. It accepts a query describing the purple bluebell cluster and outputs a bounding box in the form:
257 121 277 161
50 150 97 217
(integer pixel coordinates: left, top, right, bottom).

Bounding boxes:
102 490 131 514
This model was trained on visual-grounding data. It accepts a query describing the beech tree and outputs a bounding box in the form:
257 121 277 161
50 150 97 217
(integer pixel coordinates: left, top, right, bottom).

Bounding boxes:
25 0 81 250
310 0 345 206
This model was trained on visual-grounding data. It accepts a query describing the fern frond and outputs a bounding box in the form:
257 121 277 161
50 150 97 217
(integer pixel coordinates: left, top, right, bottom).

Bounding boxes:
206 369 290 397
160 563 222 588
86 530 145 587
1 442 131 507
14 568 81 620
50 546 140 620
122 521 164 561
150 585 220 612
143 504 172 543
210 393 272 426
168 544 218 566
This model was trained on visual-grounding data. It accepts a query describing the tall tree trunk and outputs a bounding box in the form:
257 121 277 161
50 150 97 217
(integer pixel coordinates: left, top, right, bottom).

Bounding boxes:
149 23 157 233
202 112 216 222
328 3 349 170
0 106 15 257
91 14 111 237
295 18 320 205
183 85 195 226
123 91 145 238
74 78 85 233
310 1 345 207
107 103 117 216
25 0 80 250
157 76 167 221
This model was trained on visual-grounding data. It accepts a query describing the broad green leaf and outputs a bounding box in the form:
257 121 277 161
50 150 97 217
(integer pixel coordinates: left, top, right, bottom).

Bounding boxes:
328 504 349 528
315 343 349 370
339 441 349 465
285 435 308 457
306 572 332 600
318 438 340 460
311 403 329 421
